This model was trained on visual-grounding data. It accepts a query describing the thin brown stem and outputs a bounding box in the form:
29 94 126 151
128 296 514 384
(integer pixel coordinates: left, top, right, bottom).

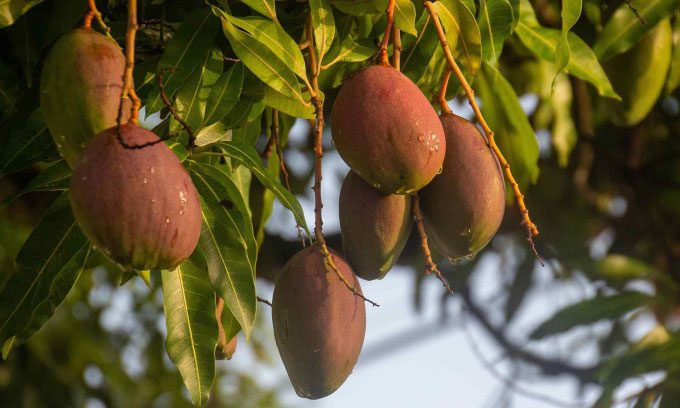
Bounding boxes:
159 68 196 149
423 1 542 264
115 0 143 149
257 296 273 307
271 110 307 247
306 15 378 307
391 26 401 70
377 0 396 66
413 194 453 294
439 69 452 114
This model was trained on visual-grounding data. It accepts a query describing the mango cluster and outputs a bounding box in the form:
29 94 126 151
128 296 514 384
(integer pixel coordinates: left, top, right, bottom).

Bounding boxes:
272 64 507 400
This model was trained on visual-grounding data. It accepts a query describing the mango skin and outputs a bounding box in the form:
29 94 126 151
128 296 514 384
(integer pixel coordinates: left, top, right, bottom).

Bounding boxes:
605 20 672 126
70 124 201 270
339 171 413 280
330 65 446 195
272 245 366 400
41 28 130 168
419 114 505 259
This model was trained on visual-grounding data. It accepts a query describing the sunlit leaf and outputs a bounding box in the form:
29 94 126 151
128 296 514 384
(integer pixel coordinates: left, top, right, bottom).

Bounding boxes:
435 0 482 75
477 0 514 65
515 22 620 99
310 0 336 63
554 0 582 84
240 0 277 21
394 0 417 35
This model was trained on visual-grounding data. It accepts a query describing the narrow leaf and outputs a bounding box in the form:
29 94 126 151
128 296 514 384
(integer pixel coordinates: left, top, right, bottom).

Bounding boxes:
435 0 482 75
554 0 582 85
477 0 514 65
214 142 310 236
162 256 218 408
240 0 277 21
310 0 336 64
1 160 71 206
530 292 652 340
593 0 680 61
394 0 417 35
0 0 43 28
203 63 244 126
0 193 90 346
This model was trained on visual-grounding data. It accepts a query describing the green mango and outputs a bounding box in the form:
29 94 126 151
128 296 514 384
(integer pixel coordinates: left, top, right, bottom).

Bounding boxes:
604 20 672 126
41 28 130 167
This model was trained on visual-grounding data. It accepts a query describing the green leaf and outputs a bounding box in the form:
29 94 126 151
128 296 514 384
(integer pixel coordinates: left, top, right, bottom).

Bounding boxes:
460 0 475 14
0 192 90 347
0 0 43 28
593 0 680 61
310 0 336 64
515 22 620 99
259 86 315 119
214 142 310 236
331 0 381 15
240 0 277 21
162 256 218 408
554 0 582 84
321 36 375 68
191 163 257 270
475 63 539 191
0 109 58 179
218 13 308 81
204 63 244 126
435 0 482 75
1 160 70 206
174 49 223 137
214 9 305 104
146 9 219 113
195 122 233 147
477 0 514 65
666 17 680 94
222 96 266 130
0 60 20 119
191 172 256 339
508 0 519 28
394 0 417 35
530 292 652 340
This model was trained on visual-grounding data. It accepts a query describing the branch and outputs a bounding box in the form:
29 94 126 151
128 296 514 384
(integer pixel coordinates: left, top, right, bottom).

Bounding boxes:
306 16 378 307
459 287 599 384
413 194 454 294
257 296 272 307
159 68 196 149
624 0 646 25
438 69 452 114
115 0 142 149
423 1 542 264
84 0 112 39
377 0 396 66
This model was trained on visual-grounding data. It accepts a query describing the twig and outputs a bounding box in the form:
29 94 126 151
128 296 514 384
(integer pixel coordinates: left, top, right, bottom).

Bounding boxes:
158 68 196 149
391 25 401 70
413 195 454 294
377 0 396 66
423 1 543 264
271 109 307 247
438 69 452 114
257 296 272 307
306 16 378 307
84 0 113 39
623 0 646 25
115 0 142 149
460 310 587 408
459 287 599 384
